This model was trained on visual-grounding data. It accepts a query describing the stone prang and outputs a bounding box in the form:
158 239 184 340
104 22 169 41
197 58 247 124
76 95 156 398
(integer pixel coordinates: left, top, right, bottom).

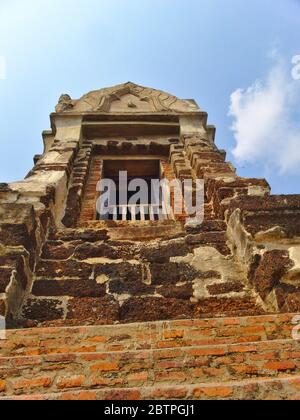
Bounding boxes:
0 83 300 400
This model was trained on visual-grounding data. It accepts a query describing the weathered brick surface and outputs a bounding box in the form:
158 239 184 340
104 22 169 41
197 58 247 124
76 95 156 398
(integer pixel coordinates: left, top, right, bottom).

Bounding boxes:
32 279 106 298
276 286 300 312
140 240 189 263
0 317 300 399
0 314 299 399
149 263 202 285
78 157 103 225
120 297 195 323
0 313 294 358
35 260 92 279
185 232 231 255
19 222 266 326
0 204 37 256
50 229 108 243
2 377 300 400
0 299 6 316
250 250 294 300
228 195 300 237
0 267 12 293
41 241 76 260
21 299 64 323
66 296 119 324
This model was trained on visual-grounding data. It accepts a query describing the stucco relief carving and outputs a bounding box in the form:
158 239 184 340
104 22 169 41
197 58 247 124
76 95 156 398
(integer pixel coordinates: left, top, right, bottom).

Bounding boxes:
55 94 75 113
55 82 200 114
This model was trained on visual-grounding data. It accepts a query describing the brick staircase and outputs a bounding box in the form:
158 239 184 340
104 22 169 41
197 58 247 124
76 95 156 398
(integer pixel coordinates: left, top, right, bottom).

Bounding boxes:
0 313 300 400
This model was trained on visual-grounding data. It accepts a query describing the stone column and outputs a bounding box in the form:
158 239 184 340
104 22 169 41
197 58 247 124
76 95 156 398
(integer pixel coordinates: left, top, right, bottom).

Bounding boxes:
9 116 83 227
0 116 83 322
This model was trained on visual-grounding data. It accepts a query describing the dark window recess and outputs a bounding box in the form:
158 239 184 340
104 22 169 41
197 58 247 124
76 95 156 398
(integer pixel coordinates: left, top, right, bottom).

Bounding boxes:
97 160 169 221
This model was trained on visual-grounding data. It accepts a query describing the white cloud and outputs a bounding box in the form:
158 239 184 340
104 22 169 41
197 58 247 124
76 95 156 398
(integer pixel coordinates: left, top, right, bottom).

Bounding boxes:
229 57 300 174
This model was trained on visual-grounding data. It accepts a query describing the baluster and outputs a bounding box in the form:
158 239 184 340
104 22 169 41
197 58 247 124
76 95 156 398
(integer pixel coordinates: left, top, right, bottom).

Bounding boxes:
112 206 118 221
131 205 136 222
122 205 127 221
140 205 145 222
149 205 155 221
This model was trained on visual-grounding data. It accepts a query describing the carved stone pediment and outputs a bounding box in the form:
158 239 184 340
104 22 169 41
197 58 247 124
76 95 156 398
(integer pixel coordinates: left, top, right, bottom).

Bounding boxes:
55 82 200 114
55 94 75 113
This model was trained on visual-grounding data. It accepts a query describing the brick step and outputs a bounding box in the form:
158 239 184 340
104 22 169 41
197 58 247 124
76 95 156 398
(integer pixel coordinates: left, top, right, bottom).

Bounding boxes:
39 233 230 261
1 314 295 358
20 294 263 327
1 339 300 397
1 376 300 400
32 266 251 300
50 220 227 242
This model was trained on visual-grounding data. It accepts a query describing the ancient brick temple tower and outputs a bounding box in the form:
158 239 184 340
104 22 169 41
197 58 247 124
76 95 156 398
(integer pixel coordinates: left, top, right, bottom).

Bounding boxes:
1 83 300 400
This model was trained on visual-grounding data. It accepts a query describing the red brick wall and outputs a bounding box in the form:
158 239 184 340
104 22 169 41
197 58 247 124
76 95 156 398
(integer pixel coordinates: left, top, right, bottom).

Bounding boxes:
161 160 186 221
78 157 103 224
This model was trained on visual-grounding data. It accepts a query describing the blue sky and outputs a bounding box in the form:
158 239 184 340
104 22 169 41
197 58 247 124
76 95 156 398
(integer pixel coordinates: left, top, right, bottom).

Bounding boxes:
0 0 300 194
